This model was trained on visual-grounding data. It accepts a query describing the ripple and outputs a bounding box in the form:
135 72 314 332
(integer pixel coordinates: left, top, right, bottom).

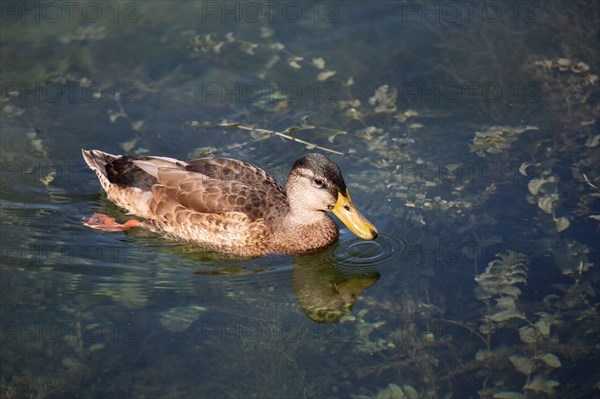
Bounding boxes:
333 230 404 267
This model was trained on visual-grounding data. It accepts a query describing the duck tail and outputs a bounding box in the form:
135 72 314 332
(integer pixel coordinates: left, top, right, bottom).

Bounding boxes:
82 149 119 192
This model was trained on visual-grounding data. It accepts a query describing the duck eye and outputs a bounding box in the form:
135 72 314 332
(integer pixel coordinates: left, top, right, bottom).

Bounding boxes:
313 178 324 187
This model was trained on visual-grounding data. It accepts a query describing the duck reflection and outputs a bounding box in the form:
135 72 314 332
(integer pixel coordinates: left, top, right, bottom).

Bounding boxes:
193 249 380 323
109 213 380 323
291 254 380 323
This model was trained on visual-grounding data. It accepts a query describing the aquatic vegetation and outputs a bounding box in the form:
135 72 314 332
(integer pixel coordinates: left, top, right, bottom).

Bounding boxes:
187 29 340 88
471 250 598 398
470 125 539 157
475 251 529 325
159 305 207 332
369 85 398 114
524 170 572 233
184 120 345 156
351 308 393 354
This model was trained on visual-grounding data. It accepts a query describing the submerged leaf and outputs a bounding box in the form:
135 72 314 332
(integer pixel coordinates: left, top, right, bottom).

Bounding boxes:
494 296 517 310
538 193 558 214
554 217 570 232
536 353 561 368
519 162 535 176
519 326 539 343
524 376 559 394
240 42 258 55
486 310 527 322
369 85 398 114
509 354 535 375
475 349 493 362
317 70 336 81
375 383 405 399
528 178 544 195
402 385 418 399
534 319 551 337
528 176 556 196
311 57 325 69
120 138 139 153
585 135 600 147
496 285 523 297
286 126 301 134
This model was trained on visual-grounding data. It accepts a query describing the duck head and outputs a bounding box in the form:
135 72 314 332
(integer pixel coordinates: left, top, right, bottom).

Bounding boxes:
286 153 378 240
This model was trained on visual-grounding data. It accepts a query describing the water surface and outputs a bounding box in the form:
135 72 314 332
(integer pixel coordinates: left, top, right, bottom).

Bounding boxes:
1 1 599 398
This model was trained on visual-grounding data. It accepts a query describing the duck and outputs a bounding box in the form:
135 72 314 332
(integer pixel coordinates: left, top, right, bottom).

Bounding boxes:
82 150 378 257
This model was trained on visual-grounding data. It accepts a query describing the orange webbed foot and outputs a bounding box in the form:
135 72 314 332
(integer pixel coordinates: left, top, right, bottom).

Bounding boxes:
82 213 141 232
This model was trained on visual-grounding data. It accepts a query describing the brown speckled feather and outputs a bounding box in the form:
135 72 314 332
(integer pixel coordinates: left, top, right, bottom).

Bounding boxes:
137 158 289 221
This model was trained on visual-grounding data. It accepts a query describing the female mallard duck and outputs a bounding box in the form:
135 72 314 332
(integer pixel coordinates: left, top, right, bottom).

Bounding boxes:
82 150 377 257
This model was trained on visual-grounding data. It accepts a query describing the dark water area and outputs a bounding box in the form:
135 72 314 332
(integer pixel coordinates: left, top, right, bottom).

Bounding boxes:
1 1 599 398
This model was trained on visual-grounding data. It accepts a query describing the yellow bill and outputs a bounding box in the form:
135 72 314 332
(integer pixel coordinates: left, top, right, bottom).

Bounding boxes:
332 190 378 240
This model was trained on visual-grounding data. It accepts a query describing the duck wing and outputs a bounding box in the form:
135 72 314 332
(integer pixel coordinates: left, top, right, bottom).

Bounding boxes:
134 157 288 220
185 158 286 195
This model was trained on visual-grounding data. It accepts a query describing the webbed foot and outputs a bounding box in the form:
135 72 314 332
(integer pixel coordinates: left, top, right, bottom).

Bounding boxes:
82 213 141 232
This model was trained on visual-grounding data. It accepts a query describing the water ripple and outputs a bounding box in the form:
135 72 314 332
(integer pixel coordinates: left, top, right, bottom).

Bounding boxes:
333 230 403 267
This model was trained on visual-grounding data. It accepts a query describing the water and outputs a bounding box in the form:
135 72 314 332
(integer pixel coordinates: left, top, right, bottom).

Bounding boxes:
1 1 599 398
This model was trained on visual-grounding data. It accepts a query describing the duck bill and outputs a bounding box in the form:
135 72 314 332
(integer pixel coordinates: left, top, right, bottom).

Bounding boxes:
332 190 378 240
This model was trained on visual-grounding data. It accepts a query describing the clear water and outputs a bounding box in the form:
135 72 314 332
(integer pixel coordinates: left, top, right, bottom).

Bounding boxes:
1 1 599 398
